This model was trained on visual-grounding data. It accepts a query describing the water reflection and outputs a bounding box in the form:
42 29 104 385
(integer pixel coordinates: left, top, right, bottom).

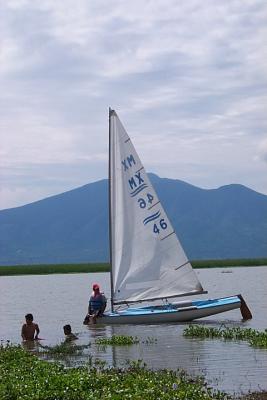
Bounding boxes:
21 339 42 352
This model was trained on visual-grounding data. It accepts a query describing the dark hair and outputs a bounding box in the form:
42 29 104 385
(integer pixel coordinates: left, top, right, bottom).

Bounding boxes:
25 313 33 320
63 324 71 332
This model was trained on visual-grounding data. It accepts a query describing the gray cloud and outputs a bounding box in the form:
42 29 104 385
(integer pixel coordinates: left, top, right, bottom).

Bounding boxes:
0 0 266 209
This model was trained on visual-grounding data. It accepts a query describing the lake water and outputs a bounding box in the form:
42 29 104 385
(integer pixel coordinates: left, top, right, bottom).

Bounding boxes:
0 266 267 394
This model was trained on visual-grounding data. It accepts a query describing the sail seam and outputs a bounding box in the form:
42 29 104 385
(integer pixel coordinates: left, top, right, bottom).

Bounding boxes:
135 167 144 173
161 231 175 241
148 200 160 210
174 261 191 270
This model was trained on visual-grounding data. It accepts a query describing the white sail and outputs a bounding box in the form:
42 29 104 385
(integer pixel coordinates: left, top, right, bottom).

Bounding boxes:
110 110 204 304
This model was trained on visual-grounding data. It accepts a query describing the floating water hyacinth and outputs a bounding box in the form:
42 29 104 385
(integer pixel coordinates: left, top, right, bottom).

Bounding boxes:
1 344 231 400
95 335 158 346
183 325 267 349
39 342 91 355
95 335 139 346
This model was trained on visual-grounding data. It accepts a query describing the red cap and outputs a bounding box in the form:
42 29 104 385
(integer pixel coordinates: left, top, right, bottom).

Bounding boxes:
93 283 100 290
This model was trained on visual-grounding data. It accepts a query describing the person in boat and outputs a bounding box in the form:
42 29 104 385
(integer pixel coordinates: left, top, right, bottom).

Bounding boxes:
87 283 107 324
21 313 40 341
63 324 78 341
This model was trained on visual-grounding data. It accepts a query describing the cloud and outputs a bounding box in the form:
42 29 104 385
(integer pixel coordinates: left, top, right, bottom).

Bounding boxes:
259 139 267 163
0 0 267 209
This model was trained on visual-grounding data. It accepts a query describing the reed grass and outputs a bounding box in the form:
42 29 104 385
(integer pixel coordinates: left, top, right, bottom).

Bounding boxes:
191 258 267 268
0 262 109 276
0 258 266 276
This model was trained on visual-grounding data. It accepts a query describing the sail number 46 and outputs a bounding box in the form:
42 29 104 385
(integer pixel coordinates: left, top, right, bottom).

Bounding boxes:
138 193 154 208
153 219 167 234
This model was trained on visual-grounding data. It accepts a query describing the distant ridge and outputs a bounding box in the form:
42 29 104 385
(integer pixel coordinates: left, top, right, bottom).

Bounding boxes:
0 175 266 265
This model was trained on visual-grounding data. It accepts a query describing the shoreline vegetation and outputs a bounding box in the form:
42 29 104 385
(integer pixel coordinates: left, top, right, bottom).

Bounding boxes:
0 258 266 276
1 343 267 400
0 344 228 400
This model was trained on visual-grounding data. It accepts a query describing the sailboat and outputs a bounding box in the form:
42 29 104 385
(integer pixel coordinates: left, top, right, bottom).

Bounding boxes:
84 109 252 324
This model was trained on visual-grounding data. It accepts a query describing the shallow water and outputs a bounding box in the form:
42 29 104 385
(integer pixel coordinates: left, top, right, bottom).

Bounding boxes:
0 266 266 394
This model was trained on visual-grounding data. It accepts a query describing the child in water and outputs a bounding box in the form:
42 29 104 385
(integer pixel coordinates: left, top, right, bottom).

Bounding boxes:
63 324 78 341
21 313 40 341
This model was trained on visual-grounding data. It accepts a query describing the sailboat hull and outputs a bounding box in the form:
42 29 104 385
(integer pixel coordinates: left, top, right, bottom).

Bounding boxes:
85 295 246 325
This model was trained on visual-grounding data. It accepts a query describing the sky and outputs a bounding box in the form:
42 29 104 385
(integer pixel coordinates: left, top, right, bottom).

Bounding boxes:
1 0 267 210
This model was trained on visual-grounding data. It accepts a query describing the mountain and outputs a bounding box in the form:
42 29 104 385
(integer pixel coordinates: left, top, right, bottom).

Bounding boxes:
0 174 266 265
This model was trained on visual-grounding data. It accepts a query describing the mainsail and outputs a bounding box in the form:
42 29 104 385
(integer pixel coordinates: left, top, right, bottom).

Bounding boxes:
109 110 204 304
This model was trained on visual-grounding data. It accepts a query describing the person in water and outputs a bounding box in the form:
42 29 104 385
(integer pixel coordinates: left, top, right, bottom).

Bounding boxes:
63 324 78 341
87 283 107 324
21 313 40 341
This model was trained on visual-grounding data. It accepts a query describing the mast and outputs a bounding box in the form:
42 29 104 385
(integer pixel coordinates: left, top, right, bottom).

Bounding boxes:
108 107 115 312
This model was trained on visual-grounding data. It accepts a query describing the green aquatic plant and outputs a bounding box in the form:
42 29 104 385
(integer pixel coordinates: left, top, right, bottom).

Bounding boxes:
183 325 267 349
142 336 158 344
249 330 267 348
0 344 231 400
95 335 157 346
38 341 91 356
124 359 147 370
95 334 139 346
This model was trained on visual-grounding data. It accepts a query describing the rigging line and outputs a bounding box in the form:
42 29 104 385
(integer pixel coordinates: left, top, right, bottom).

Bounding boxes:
160 231 175 241
174 261 191 270
124 138 130 143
